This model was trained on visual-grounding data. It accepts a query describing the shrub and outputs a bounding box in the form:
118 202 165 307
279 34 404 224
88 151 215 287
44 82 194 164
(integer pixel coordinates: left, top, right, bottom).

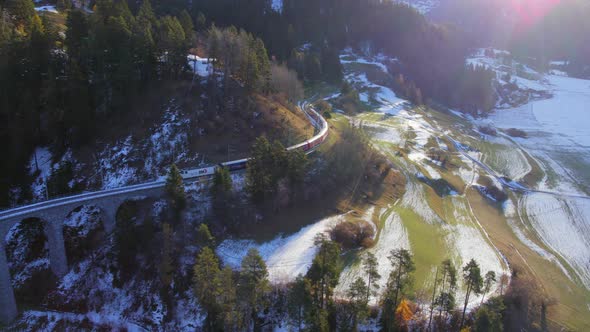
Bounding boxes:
271 63 304 101
315 100 332 113
504 128 527 138
331 221 375 249
479 125 497 136
476 175 508 202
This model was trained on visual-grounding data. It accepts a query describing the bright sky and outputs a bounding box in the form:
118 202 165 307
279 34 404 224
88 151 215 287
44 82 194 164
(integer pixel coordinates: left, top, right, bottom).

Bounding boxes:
509 0 561 32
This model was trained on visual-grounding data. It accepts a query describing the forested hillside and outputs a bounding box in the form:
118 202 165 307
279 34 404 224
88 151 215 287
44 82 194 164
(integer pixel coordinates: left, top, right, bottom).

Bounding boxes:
0 0 503 207
3 0 590 330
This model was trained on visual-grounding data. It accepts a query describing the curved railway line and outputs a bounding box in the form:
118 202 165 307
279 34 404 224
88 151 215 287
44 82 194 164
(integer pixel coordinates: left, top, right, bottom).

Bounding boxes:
0 104 329 324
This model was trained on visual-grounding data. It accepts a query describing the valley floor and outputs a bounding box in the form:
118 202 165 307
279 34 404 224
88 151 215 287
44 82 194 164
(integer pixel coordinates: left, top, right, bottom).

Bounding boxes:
217 49 590 330
6 49 590 331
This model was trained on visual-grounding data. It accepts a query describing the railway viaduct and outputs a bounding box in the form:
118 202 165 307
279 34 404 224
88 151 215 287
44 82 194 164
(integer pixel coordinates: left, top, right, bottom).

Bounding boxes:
0 182 167 323
0 105 328 324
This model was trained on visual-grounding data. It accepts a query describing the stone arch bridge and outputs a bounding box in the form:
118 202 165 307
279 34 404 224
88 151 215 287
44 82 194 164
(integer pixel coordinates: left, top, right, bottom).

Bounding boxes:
0 180 169 324
0 104 328 324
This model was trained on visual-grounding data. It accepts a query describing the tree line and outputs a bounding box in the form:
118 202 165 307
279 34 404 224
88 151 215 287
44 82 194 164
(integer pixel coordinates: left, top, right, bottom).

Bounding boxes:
110 163 549 331
189 0 497 111
0 0 196 206
190 226 514 332
0 0 499 207
0 0 306 207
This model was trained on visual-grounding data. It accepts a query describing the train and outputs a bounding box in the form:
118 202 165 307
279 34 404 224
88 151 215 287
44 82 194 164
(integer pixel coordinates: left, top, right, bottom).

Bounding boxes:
182 106 329 180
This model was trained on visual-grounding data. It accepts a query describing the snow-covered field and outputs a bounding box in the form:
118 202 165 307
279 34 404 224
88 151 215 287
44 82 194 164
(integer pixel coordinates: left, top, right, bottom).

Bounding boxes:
136 48 590 324
522 194 590 288
466 49 590 292
335 208 410 304
217 213 350 283
333 50 515 306
478 136 532 181
214 50 512 312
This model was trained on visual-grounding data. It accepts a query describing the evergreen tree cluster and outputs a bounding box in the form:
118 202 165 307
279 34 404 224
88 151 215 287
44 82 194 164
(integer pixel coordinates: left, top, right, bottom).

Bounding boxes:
111 203 541 332
246 136 308 204
193 245 270 331
0 0 195 206
1 0 500 206
451 64 497 114
207 25 271 93
191 0 486 108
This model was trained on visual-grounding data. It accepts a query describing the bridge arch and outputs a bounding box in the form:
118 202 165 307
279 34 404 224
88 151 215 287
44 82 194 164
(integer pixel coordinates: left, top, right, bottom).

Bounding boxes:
3 218 57 305
62 205 107 264
0 212 68 323
1 102 328 323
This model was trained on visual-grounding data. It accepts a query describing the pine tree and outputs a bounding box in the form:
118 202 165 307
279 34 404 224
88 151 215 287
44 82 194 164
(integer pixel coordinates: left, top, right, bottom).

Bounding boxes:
246 136 275 200
0 8 15 48
287 275 311 331
435 259 457 320
474 297 504 332
481 271 497 306
306 234 342 311
347 277 369 330
320 46 343 83
196 223 215 248
460 259 483 329
158 222 174 288
157 15 186 78
382 249 415 332
304 53 322 81
218 266 240 330
165 163 186 211
194 11 206 31
286 148 308 183
212 166 232 194
178 9 193 40
238 248 270 330
65 10 89 65
254 37 271 92
137 0 156 28
6 0 35 30
193 247 222 330
363 252 381 302
246 136 307 203
211 166 233 222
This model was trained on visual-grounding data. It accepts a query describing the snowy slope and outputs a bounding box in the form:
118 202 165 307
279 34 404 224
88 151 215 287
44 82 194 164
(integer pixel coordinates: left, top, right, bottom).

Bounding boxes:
467 49 590 290
217 213 349 283
396 0 440 14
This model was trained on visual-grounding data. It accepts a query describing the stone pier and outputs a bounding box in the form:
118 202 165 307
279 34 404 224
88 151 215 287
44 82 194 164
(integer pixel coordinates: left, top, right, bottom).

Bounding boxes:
44 220 68 277
100 204 118 234
0 239 17 324
0 186 166 324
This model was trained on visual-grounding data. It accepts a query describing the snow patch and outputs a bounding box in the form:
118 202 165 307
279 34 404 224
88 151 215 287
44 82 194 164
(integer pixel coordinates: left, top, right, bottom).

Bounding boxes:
445 223 508 308
217 213 349 283
35 5 58 13
523 193 590 288
187 55 214 77
335 209 411 304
